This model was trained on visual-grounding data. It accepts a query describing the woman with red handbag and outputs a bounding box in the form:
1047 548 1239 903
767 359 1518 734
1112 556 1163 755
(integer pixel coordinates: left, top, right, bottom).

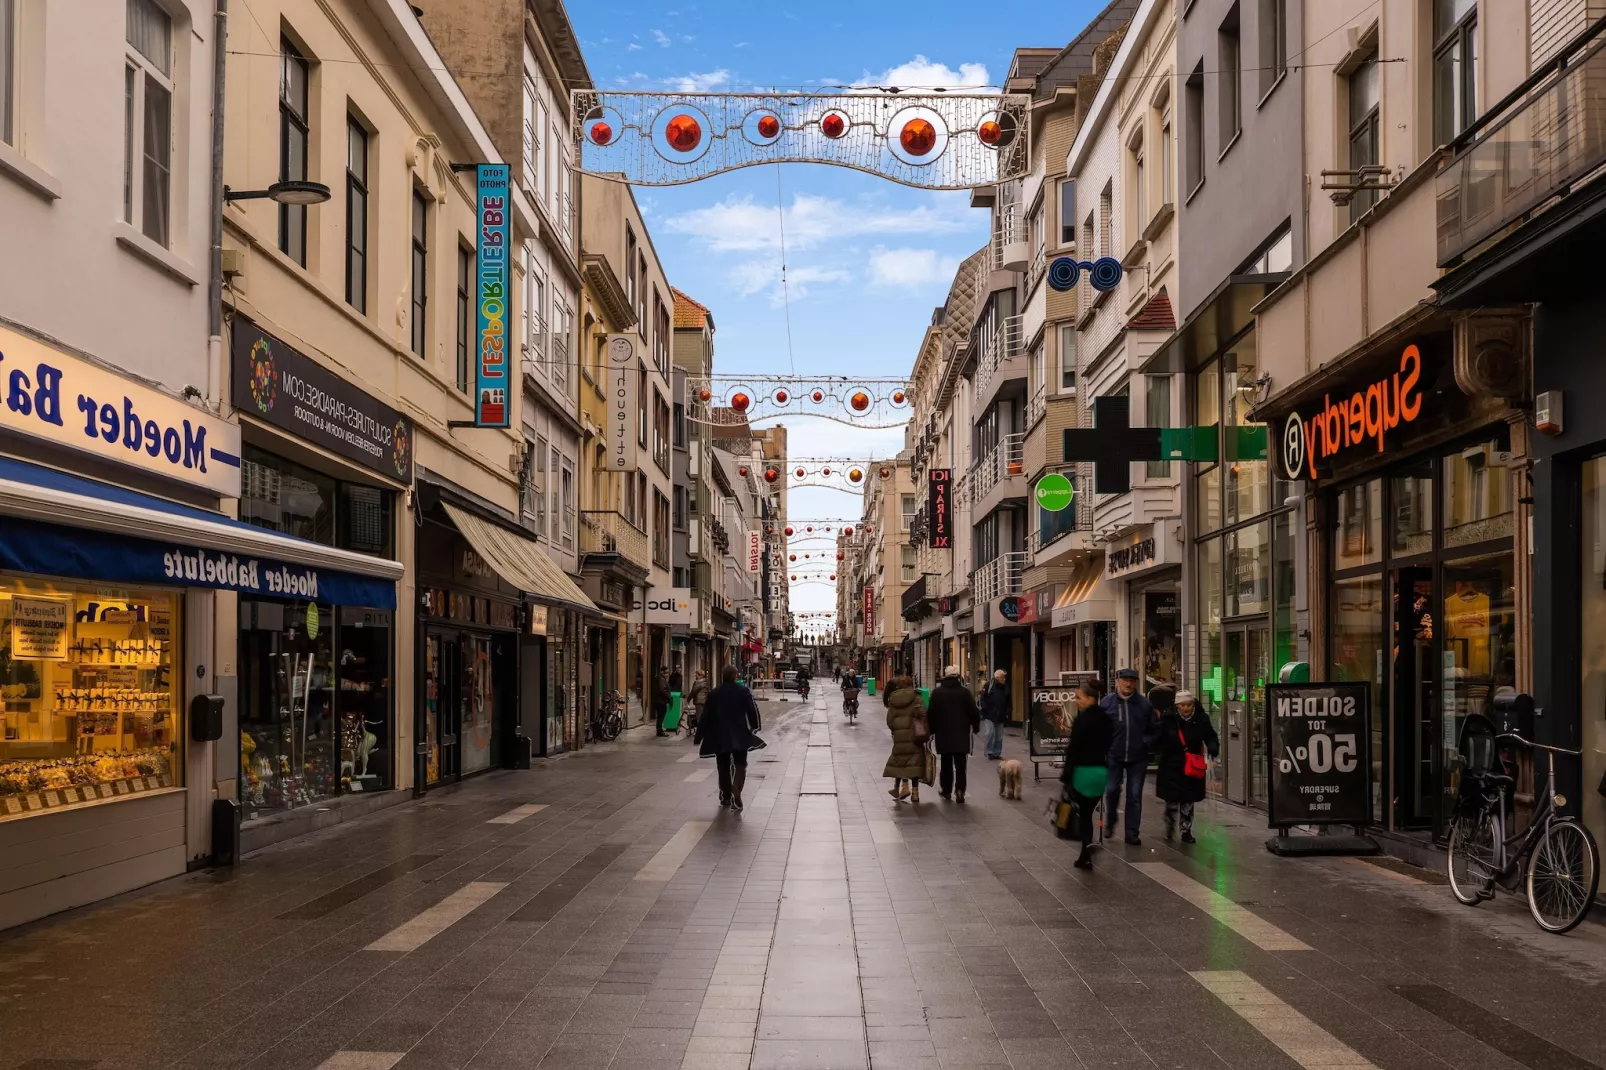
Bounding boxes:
1154 690 1219 844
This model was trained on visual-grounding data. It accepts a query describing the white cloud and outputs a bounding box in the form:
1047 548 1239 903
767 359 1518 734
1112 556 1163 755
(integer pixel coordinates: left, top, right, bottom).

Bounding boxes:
674 69 731 92
868 247 961 288
852 55 992 90
663 192 972 255
734 41 750 48
728 260 851 305
626 42 642 51
652 29 671 47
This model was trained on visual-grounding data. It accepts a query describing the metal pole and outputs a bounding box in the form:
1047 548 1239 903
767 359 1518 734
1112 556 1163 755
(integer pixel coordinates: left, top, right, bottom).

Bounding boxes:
207 0 229 399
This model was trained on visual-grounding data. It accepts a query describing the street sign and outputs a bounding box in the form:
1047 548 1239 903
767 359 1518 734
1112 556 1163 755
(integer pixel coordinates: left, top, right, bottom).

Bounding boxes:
1265 682 1372 828
1035 472 1074 512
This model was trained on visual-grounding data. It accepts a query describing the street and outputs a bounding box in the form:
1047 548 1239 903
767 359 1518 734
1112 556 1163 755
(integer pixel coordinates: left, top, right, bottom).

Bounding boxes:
3 681 1604 1070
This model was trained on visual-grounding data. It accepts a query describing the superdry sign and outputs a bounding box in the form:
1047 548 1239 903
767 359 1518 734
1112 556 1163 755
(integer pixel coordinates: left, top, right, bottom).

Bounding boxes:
927 468 952 548
1281 345 1424 480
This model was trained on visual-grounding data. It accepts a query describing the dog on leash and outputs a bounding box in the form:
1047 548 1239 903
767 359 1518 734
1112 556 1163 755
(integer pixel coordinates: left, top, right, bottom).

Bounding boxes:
998 759 1022 800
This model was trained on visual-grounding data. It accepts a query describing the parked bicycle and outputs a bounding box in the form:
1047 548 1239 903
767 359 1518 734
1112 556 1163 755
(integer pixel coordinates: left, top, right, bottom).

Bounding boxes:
1446 697 1599 933
585 689 623 743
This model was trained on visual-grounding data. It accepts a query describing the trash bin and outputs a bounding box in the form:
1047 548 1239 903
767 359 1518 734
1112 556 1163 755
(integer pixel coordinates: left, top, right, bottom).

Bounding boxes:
510 729 533 769
664 693 684 731
865 677 877 697
211 797 241 867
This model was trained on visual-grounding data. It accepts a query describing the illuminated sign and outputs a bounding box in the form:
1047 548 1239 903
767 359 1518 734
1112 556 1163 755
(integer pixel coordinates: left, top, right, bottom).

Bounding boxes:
1284 345 1423 480
474 164 511 427
927 468 952 548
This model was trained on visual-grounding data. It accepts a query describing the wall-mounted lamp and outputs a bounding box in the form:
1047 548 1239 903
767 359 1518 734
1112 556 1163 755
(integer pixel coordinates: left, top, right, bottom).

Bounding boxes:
224 180 332 206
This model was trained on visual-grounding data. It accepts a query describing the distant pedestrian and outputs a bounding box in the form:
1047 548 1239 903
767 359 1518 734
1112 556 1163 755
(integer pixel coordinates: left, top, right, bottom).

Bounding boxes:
654 666 671 736
980 668 1009 759
926 665 980 803
1155 690 1219 844
883 674 927 803
695 665 764 811
834 666 842 684
1103 667 1161 845
669 666 684 696
1060 680 1112 869
685 669 711 739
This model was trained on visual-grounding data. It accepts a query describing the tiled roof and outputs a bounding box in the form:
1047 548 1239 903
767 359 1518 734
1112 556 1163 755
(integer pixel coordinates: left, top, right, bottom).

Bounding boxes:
1129 290 1175 332
672 287 711 329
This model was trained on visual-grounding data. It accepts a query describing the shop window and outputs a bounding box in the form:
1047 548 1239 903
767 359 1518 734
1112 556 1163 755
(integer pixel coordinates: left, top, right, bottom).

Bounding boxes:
1330 574 1384 819
1197 464 1221 535
1579 458 1606 854
1145 376 1171 479
335 607 391 792
239 600 333 816
278 35 310 264
1433 0 1478 145
240 447 393 558
338 482 392 557
126 0 174 247
1272 509 1297 677
0 579 180 820
1334 479 1382 570
1196 536 1223 720
1225 345 1269 524
1389 464 1434 556
1225 522 1270 616
1440 553 1515 815
1443 440 1513 548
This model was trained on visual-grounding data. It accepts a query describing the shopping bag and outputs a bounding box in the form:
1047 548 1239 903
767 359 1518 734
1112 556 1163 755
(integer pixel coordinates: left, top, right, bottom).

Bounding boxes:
662 692 682 731
1050 795 1078 840
921 746 938 787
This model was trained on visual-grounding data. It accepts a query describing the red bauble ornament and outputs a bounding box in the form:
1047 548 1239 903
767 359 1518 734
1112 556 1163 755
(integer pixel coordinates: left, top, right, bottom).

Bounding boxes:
757 114 781 139
789 554 796 562
698 387 712 402
879 467 892 479
738 465 749 476
806 526 814 532
811 389 824 402
844 526 854 535
790 574 797 580
837 552 845 560
821 112 847 139
795 467 806 478
731 391 751 412
900 118 937 156
978 120 1002 146
849 391 871 412
784 526 794 536
848 469 863 483
891 390 907 404
774 389 789 404
665 113 702 152
829 574 836 580
822 467 831 476
589 121 614 146
764 467 780 483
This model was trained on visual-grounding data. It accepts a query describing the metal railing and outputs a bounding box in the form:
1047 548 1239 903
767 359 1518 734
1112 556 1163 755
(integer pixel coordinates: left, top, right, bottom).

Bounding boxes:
1026 384 1047 429
989 205 1025 271
968 432 1026 499
579 510 651 571
1436 25 1606 266
971 551 1029 601
973 314 1024 398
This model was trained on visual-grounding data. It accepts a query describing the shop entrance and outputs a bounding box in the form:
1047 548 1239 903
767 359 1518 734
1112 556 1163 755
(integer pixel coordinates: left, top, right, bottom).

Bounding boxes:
1390 566 1436 829
1223 620 1270 806
423 630 462 785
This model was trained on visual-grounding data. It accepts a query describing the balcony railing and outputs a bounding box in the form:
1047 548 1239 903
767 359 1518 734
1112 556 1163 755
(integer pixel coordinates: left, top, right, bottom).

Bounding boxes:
1026 384 1047 429
968 432 1026 500
579 510 651 571
989 206 1025 271
973 314 1023 399
1436 23 1606 266
971 551 1029 602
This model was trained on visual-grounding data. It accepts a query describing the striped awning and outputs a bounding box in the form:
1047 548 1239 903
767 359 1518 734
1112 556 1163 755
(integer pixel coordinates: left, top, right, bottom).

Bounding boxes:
442 502 597 612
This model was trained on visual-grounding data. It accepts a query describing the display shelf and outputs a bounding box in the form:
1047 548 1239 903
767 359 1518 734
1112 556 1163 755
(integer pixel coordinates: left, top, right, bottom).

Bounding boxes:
0 771 174 818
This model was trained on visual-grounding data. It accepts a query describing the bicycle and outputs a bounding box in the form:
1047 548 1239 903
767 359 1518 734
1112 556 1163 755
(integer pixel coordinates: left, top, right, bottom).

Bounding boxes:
1445 719 1599 933
842 687 859 724
585 690 623 743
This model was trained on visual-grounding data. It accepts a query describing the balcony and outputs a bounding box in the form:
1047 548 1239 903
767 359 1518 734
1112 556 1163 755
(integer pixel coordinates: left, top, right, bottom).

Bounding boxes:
971 551 1029 602
990 206 1027 272
972 314 1024 402
579 510 651 578
1436 26 1606 267
968 433 1026 519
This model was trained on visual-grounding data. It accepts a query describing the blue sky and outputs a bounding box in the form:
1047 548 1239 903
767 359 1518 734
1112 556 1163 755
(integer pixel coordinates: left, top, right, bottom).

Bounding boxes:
567 0 1108 623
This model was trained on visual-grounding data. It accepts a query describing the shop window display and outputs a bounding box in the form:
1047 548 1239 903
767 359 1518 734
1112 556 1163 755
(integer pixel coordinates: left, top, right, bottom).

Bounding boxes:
1443 440 1513 548
1331 575 1384 819
239 600 335 817
0 577 180 819
1439 553 1515 815
337 608 392 794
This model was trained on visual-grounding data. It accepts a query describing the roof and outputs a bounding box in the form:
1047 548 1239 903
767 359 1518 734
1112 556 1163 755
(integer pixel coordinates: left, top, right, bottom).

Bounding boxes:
671 287 713 330
1031 0 1142 100
1129 290 1176 332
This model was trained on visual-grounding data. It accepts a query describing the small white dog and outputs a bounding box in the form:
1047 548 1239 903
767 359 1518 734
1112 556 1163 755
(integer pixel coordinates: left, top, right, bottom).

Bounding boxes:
998 759 1023 800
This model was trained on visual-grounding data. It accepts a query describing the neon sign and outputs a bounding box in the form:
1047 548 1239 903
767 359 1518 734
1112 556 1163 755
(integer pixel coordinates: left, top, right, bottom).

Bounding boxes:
1284 344 1423 480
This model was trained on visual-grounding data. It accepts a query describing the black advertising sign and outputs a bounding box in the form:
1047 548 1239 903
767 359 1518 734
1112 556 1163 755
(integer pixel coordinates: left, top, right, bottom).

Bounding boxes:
928 468 952 548
1266 682 1371 827
1029 674 1096 760
232 318 414 483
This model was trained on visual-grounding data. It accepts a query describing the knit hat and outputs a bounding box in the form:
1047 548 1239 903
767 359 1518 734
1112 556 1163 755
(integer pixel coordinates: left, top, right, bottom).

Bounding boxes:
1174 689 1195 705
943 665 960 678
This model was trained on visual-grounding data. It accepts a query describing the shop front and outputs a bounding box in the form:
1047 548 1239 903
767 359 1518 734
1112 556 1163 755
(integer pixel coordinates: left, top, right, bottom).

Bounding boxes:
1047 555 1117 686
1106 520 1183 693
1263 329 1525 837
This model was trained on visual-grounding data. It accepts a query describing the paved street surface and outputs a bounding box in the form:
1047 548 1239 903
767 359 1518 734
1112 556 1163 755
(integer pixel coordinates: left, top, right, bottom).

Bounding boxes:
5 682 1606 1070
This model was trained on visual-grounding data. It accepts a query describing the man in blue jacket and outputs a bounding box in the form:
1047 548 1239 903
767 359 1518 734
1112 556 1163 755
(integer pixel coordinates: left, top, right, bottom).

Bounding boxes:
1103 667 1161 845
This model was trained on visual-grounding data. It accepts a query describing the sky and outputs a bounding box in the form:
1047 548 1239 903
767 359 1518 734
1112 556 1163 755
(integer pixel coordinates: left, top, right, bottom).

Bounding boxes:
567 0 1109 626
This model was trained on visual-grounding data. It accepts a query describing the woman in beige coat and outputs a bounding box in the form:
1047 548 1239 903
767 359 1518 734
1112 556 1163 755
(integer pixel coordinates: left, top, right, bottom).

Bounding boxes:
883 675 928 803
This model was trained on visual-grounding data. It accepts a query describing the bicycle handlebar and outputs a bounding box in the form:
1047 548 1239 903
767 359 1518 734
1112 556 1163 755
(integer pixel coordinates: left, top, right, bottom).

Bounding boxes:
1495 731 1582 757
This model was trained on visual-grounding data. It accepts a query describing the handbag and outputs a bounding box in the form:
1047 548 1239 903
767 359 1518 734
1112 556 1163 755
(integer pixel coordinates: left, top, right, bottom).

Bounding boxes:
1051 795 1077 839
1181 728 1207 779
921 745 938 787
910 703 930 744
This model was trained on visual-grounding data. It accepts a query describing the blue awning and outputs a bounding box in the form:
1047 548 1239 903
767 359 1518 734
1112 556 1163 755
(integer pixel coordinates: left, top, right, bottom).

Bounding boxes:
0 455 402 608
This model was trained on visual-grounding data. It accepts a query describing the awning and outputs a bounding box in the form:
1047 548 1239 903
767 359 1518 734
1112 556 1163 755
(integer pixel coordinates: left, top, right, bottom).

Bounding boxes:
0 454 401 608
442 502 597 613
1049 555 1118 628
1140 273 1287 374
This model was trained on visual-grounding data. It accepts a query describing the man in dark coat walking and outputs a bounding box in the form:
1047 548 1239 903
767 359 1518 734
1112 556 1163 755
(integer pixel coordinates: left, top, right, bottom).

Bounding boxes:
1103 667 1161 845
979 668 1010 759
654 666 671 736
925 665 980 802
694 665 764 811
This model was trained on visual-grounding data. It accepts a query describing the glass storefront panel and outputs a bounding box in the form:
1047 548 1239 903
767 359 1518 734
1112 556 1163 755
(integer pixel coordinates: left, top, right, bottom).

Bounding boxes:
337 607 391 794
1390 464 1434 557
1581 458 1606 856
1273 510 1298 678
1335 479 1382 570
1440 552 1516 818
0 578 181 819
1142 588 1179 689
460 634 494 774
1226 522 1271 616
1198 536 1223 722
1198 465 1221 535
1443 440 1514 548
239 599 335 818
1331 575 1384 820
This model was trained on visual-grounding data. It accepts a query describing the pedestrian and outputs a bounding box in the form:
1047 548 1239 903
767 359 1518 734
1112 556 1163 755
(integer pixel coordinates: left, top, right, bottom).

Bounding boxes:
1154 689 1219 844
685 669 711 739
834 665 842 684
883 674 927 803
654 666 671 736
1103 667 1161 845
694 664 764 811
926 665 980 802
1060 679 1112 869
979 668 1009 759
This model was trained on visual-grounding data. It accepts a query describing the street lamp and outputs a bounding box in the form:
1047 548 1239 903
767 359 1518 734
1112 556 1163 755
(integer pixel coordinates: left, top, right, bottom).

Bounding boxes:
223 180 332 205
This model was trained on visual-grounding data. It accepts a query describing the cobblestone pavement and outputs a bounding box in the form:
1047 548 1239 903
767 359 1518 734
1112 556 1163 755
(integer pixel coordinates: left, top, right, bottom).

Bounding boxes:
5 683 1606 1070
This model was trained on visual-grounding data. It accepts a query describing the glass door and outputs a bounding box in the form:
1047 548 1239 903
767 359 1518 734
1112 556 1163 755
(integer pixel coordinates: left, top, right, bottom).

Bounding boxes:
1224 628 1247 803
1246 622 1270 806
423 630 462 784
1390 567 1436 829
1581 457 1606 859
460 634 494 774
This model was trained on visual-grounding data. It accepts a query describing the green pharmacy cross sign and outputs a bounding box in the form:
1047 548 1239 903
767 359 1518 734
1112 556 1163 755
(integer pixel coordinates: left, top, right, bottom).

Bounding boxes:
1063 395 1268 494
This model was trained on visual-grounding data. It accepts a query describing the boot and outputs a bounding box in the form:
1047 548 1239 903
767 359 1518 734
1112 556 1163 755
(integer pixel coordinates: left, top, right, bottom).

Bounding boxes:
731 766 746 812
1074 846 1093 870
909 784 919 803
1163 812 1176 842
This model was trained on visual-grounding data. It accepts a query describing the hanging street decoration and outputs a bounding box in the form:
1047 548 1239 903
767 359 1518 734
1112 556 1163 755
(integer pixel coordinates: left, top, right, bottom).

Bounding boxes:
688 376 912 429
572 91 1030 190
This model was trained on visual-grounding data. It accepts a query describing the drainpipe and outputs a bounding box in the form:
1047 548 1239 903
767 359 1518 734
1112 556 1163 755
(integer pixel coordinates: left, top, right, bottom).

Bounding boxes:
206 0 229 408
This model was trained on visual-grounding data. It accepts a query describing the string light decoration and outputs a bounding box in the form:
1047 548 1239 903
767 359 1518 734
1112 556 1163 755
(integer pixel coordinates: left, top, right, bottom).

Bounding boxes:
688 376 912 429
572 91 1030 190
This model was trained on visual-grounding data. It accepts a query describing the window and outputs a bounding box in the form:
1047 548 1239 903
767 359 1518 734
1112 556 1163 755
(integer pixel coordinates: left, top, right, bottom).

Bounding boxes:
637 369 648 449
1348 50 1381 223
653 490 671 568
637 255 648 328
625 226 638 310
1160 110 1174 205
455 244 472 393
561 461 574 549
410 189 429 357
1259 0 1287 96
1219 5 1242 150
901 545 917 583
1058 180 1076 246
278 36 309 264
551 293 572 395
531 437 548 536
1028 204 1045 266
653 392 670 471
345 118 369 313
520 70 539 192
1434 0 1477 144
1059 325 1077 390
1145 375 1172 479
653 291 670 373
1132 137 1146 231
1184 63 1205 192
901 494 916 531
673 485 687 529
1 0 15 145
526 251 548 371
1245 223 1293 273
125 0 173 246
549 445 561 547
553 120 571 230
673 402 686 448
1097 183 1112 260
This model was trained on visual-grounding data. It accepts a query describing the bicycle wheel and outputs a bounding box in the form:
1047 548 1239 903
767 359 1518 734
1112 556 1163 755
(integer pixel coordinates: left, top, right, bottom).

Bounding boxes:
1446 811 1497 906
1527 820 1599 934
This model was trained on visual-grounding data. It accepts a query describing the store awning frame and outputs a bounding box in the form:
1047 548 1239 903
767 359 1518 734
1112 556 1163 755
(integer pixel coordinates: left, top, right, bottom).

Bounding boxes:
1049 555 1118 628
441 502 597 613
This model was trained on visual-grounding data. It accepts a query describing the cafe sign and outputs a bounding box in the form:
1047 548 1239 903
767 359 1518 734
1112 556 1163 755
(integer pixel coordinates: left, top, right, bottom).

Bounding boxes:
1282 344 1424 480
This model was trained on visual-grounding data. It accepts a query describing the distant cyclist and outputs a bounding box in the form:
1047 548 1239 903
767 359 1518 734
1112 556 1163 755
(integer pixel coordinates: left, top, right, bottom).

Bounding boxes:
841 667 862 719
796 664 811 700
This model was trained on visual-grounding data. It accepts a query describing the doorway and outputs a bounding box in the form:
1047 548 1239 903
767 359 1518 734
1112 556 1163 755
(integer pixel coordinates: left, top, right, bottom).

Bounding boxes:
423 630 462 785
1223 620 1270 806
1391 566 1436 829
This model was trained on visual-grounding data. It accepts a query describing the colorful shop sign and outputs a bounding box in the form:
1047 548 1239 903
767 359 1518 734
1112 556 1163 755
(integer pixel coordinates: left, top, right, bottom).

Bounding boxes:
1281 344 1424 480
474 163 512 428
0 322 241 496
231 319 413 482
